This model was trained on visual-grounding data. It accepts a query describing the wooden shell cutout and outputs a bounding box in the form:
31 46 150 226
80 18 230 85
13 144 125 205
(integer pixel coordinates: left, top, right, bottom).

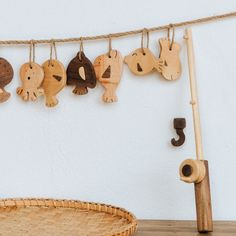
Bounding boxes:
0 58 14 103
159 38 182 81
42 59 66 107
124 48 163 76
17 62 44 101
66 51 96 95
94 50 123 103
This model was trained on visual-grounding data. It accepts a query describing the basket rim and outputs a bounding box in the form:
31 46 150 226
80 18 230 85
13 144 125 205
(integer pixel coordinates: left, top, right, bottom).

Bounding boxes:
0 197 137 236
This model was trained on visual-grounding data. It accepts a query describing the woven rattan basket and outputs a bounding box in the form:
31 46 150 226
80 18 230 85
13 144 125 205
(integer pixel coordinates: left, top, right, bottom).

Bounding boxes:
0 198 137 236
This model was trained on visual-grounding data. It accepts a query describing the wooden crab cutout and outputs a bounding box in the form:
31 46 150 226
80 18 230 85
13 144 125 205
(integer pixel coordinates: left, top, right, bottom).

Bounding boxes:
17 62 44 101
124 48 163 76
94 50 123 103
0 58 14 103
66 52 96 95
42 59 66 107
158 38 182 81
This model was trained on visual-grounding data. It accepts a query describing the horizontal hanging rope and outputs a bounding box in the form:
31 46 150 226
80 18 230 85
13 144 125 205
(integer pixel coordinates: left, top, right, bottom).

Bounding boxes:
0 11 236 45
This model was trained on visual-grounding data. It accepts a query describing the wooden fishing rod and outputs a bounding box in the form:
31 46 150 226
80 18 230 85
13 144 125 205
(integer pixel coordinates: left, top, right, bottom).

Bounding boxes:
179 28 213 233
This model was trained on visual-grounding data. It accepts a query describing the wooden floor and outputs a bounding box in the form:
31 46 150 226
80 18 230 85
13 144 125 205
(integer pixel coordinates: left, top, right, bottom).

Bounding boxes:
135 220 236 235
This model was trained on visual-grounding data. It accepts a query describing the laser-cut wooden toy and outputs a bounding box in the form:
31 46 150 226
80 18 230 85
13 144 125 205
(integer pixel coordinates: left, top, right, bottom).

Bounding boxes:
158 27 182 81
17 62 44 101
124 48 163 76
67 51 96 95
42 59 66 107
94 50 123 103
0 58 14 103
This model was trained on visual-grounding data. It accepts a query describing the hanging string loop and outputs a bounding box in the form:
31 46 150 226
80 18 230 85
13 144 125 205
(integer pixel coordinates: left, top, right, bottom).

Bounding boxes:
141 28 149 54
167 24 175 50
79 37 84 61
108 34 112 58
29 40 35 68
49 39 57 66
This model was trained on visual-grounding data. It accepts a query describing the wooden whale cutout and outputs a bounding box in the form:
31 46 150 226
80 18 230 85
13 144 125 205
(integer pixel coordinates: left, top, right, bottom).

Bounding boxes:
42 59 66 107
0 58 14 103
94 50 123 103
17 62 44 101
67 51 96 95
159 38 181 81
124 48 163 76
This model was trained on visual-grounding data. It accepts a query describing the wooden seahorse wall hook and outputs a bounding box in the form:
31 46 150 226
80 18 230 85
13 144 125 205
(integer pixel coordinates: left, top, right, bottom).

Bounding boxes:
171 118 186 147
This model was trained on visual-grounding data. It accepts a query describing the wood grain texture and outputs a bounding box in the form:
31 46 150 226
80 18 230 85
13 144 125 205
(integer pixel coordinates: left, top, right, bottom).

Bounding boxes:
94 50 123 103
66 51 96 95
17 62 44 101
42 59 66 107
194 160 213 233
124 48 162 76
185 28 204 161
0 58 14 103
179 159 206 184
135 220 236 235
159 38 182 81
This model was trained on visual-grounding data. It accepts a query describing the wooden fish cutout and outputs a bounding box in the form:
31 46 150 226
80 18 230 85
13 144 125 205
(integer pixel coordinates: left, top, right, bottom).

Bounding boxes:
42 59 66 107
124 48 163 76
17 62 44 101
67 51 96 95
0 58 14 103
158 38 181 81
94 50 123 103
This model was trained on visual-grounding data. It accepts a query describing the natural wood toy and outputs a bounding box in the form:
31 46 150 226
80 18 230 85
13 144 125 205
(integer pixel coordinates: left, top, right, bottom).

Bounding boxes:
42 41 66 107
158 26 182 81
124 48 163 76
171 118 186 147
125 29 163 76
42 59 66 107
179 159 206 183
180 28 213 233
67 51 96 95
0 58 14 103
94 49 123 103
17 63 44 101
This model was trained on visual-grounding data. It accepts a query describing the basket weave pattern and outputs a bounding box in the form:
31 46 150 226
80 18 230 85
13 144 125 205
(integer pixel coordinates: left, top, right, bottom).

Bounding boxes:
0 198 137 236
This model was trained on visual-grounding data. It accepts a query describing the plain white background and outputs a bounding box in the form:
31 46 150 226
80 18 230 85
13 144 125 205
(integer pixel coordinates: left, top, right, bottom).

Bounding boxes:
0 0 235 220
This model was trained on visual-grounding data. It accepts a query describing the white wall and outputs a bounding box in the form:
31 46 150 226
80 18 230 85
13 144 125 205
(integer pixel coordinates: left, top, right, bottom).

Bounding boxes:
0 0 236 220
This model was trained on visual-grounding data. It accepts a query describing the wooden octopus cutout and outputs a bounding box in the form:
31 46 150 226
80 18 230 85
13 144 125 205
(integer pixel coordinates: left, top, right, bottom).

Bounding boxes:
158 38 182 81
94 50 123 103
17 62 44 101
67 52 96 95
42 59 66 107
125 48 163 76
0 58 14 103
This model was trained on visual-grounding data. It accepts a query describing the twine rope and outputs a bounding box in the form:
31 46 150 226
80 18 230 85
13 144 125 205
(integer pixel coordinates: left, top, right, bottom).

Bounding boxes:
29 40 35 68
141 28 150 54
78 37 84 60
108 35 112 57
167 25 175 50
0 11 235 45
49 40 57 65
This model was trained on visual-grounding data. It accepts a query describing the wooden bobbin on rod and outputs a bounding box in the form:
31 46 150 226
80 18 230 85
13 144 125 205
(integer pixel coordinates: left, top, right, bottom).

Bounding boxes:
184 28 213 233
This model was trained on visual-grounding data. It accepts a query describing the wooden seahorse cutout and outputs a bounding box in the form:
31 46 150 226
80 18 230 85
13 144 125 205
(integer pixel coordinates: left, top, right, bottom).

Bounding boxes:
159 38 181 81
